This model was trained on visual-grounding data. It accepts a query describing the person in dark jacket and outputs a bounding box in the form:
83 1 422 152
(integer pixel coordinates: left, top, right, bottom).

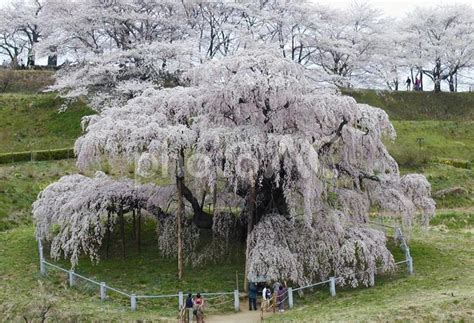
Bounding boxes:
186 293 193 308
405 77 411 91
248 282 257 310
277 285 286 312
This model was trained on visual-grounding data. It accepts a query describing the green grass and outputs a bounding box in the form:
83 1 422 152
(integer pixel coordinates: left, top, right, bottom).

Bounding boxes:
0 223 244 321
271 225 474 321
388 120 474 165
430 211 474 230
0 93 93 153
1 218 472 321
343 88 474 121
0 160 78 231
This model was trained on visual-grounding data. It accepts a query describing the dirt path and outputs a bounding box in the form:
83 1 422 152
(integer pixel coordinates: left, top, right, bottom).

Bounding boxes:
206 301 276 323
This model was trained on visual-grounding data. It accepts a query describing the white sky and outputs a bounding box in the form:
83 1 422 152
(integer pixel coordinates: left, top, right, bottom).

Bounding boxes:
312 0 472 17
0 0 473 16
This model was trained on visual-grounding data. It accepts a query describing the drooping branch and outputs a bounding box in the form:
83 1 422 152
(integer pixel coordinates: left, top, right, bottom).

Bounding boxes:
318 117 349 155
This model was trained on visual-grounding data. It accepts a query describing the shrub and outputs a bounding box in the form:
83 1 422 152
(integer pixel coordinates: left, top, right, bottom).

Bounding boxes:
388 145 432 168
434 158 472 169
0 148 74 164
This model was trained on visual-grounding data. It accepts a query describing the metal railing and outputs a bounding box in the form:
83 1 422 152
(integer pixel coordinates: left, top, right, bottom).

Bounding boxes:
38 240 240 312
38 221 413 314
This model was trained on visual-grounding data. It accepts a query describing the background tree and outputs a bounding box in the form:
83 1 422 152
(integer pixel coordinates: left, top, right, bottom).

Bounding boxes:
2 0 44 67
310 2 386 87
401 4 474 92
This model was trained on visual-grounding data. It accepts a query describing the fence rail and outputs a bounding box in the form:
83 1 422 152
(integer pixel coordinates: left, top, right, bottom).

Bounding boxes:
38 221 413 314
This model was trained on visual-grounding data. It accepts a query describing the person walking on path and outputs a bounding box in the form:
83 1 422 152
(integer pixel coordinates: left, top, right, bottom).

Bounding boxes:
248 282 258 311
277 285 287 313
405 77 411 91
193 293 205 323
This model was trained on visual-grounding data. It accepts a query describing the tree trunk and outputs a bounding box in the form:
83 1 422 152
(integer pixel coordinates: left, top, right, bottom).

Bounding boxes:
212 182 217 216
137 208 142 255
27 49 35 68
244 181 257 292
176 150 185 280
418 69 424 91
119 206 125 259
106 211 111 259
448 74 455 92
132 209 136 240
455 73 458 92
47 55 57 67
434 79 441 93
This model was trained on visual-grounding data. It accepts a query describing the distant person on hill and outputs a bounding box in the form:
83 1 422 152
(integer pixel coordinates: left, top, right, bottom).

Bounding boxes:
414 78 420 91
406 77 411 91
193 293 205 323
248 282 257 310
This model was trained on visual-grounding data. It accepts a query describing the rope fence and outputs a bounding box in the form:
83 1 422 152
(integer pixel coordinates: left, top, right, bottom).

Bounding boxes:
38 222 413 316
38 240 240 312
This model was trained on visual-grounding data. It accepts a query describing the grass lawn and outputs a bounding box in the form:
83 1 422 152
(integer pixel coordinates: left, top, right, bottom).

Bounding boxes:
0 160 78 231
388 120 474 166
1 217 472 321
0 93 93 153
270 223 474 322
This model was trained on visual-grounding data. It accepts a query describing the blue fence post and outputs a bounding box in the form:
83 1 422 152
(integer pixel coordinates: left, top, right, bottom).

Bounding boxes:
288 287 294 309
100 282 107 301
407 257 414 275
178 291 183 309
329 277 336 297
234 290 240 312
69 270 75 287
131 294 137 311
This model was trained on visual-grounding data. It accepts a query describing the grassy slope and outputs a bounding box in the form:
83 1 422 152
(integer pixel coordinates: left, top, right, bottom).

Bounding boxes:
344 89 474 209
342 89 474 121
0 69 54 93
0 93 93 153
0 160 77 231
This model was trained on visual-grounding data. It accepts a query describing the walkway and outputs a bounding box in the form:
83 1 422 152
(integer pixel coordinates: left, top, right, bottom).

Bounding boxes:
206 301 275 323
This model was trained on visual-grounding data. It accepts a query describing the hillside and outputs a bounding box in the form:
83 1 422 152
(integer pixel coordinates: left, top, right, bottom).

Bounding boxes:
0 93 93 153
342 88 474 121
0 77 473 321
0 69 55 93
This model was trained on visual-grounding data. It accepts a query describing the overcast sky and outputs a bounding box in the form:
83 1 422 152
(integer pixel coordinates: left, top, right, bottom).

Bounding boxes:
313 0 472 17
0 0 473 16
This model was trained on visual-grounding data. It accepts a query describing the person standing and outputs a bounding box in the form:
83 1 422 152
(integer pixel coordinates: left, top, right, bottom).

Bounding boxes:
186 293 194 322
248 282 257 311
405 77 411 91
262 285 272 310
193 293 205 323
277 285 286 313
